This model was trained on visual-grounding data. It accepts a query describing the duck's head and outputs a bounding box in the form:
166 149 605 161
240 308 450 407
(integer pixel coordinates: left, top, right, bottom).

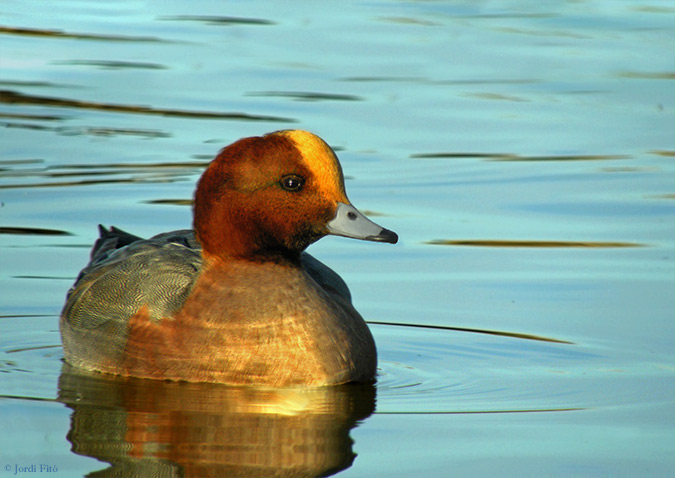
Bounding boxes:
194 130 397 262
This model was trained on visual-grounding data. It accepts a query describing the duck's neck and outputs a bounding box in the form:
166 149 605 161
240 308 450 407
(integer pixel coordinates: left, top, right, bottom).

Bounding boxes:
200 247 302 269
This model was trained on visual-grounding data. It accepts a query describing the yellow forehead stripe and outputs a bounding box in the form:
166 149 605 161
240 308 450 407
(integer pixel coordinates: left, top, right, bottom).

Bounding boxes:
277 130 349 203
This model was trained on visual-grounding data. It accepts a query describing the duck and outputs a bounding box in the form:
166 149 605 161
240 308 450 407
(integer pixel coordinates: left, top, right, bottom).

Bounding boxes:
60 130 397 386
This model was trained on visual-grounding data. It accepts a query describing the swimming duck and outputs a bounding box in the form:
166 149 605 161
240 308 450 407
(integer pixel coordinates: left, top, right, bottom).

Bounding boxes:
60 130 397 386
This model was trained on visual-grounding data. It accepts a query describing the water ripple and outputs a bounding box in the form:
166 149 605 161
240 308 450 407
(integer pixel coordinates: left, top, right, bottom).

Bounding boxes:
426 239 645 248
158 15 275 26
372 322 596 414
0 25 166 43
0 90 296 122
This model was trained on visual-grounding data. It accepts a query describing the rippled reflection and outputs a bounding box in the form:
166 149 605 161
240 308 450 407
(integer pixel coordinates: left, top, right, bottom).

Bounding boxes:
410 152 632 162
0 226 72 236
246 91 363 102
58 365 376 478
0 160 208 190
53 60 168 70
0 25 165 42
0 122 172 138
426 239 644 248
0 90 295 122
369 320 573 344
158 15 276 26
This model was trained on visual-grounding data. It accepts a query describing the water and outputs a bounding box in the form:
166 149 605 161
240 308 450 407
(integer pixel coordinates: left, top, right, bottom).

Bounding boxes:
2 1 674 476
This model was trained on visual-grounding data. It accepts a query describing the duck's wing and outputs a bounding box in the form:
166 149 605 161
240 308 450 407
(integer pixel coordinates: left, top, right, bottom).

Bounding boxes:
62 227 203 333
301 252 352 303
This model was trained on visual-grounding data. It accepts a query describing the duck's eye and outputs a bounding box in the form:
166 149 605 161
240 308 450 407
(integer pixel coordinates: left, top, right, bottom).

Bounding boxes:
280 175 305 192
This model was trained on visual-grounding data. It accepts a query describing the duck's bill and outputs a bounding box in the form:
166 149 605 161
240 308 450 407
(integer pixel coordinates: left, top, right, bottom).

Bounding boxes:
327 202 398 244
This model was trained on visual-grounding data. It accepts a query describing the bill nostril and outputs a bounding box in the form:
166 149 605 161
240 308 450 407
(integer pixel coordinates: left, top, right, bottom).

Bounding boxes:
347 212 358 221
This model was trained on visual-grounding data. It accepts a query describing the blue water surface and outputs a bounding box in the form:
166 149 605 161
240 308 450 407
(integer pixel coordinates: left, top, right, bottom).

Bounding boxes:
1 1 674 476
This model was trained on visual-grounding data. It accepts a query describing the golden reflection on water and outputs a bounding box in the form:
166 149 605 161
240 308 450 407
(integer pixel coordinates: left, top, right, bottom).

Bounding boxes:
58 366 375 478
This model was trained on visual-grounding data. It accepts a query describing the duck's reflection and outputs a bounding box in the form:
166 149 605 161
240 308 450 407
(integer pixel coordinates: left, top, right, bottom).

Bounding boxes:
58 365 376 477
